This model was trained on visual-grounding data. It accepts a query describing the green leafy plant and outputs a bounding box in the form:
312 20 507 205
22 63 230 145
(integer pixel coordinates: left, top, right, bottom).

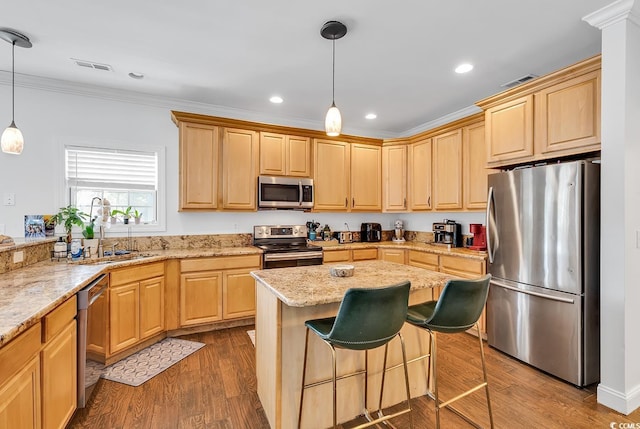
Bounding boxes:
133 209 142 218
82 220 95 239
112 206 133 224
48 205 88 242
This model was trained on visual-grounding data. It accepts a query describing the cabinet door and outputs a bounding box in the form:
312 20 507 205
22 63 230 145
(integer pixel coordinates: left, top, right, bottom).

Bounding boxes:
433 129 463 210
259 132 286 176
109 283 140 354
382 145 408 212
408 250 439 271
286 136 311 177
42 320 77 429
179 122 219 210
223 269 256 320
140 276 165 340
463 123 492 210
222 128 259 210
485 95 534 165
180 272 223 326
322 249 351 263
87 293 107 356
352 248 378 261
535 70 600 154
0 356 40 429
313 139 350 211
408 138 432 210
378 248 406 264
351 144 382 211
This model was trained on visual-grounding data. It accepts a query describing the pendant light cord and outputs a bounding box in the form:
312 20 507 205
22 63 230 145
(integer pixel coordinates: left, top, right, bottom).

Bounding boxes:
331 38 335 104
11 40 15 123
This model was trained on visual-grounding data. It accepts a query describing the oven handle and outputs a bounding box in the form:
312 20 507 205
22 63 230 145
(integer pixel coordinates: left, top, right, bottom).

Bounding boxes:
264 252 323 261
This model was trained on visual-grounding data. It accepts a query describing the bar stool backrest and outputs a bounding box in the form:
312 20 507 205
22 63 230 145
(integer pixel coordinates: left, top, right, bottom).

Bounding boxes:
426 274 491 333
326 281 411 350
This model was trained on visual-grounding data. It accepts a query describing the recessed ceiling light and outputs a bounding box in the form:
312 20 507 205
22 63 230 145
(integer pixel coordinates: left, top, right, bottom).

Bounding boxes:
455 63 474 74
270 96 283 104
365 113 377 120
128 72 144 79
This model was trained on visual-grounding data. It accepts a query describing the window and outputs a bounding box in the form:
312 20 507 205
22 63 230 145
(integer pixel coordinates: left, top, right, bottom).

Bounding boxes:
65 145 161 227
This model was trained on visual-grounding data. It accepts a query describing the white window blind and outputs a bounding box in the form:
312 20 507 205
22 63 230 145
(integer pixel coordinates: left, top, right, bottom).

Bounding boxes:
66 146 157 191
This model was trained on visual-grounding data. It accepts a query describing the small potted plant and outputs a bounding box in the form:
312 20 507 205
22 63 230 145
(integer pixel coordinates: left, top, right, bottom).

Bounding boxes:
109 209 118 224
113 206 133 224
48 205 88 243
82 219 95 239
133 209 143 224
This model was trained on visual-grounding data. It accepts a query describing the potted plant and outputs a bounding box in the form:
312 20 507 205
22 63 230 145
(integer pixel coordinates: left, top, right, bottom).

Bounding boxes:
109 209 119 224
133 209 142 224
82 219 95 239
48 205 88 243
113 206 133 224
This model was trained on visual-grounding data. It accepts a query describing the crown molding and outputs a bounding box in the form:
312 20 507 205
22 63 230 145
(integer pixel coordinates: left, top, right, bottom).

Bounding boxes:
583 0 640 29
398 105 482 138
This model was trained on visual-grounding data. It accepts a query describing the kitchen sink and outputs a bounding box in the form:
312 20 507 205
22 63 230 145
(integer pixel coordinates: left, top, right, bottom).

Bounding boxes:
67 252 154 265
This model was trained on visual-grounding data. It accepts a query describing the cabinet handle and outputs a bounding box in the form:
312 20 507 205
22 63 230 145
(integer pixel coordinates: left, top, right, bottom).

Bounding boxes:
345 197 348 208
352 198 355 207
428 196 431 206
403 197 406 208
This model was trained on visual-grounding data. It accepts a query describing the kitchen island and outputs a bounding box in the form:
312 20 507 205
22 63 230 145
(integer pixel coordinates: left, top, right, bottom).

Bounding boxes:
251 260 454 429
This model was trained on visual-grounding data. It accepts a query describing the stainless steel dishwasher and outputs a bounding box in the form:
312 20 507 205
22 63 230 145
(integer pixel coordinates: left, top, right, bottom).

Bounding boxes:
77 273 108 408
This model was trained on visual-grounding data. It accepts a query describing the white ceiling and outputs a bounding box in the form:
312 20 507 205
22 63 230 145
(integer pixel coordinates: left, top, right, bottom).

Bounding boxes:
1 0 610 138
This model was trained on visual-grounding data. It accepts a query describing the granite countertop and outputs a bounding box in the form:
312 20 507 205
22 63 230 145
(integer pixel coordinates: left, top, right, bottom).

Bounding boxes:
251 260 454 307
309 240 487 260
0 246 262 347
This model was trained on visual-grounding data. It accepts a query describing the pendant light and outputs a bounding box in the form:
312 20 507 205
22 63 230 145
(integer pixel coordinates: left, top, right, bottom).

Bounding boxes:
0 28 32 155
321 21 347 137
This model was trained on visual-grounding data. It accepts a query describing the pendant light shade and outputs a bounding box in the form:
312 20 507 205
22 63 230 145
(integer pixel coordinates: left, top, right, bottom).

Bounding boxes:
321 21 347 137
0 28 32 155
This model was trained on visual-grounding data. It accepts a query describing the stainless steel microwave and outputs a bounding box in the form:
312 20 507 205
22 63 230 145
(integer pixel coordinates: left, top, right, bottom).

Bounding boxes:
258 176 314 209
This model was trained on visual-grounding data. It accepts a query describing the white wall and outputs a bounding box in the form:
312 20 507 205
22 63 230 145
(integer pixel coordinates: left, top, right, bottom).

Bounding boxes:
0 82 484 239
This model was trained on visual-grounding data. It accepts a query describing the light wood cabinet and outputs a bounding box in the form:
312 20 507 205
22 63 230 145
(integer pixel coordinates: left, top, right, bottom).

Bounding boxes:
351 144 382 211
382 144 408 211
222 128 259 210
463 122 492 210
0 323 41 429
407 250 439 271
378 248 406 264
108 262 165 356
479 56 601 168
351 248 378 261
179 122 219 210
259 132 310 177
408 137 433 210
180 254 261 327
313 139 351 211
323 248 378 263
433 129 463 210
535 70 600 155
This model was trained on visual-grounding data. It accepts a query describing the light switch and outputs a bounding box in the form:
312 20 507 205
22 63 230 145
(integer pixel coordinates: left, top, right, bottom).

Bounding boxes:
3 193 15 206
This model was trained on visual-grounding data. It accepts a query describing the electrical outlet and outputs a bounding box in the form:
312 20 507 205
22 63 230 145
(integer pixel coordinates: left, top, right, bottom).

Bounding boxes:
13 251 24 264
3 193 15 206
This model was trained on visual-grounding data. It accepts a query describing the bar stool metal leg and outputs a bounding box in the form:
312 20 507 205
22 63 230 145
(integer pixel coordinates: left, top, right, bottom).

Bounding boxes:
298 328 310 429
477 322 494 428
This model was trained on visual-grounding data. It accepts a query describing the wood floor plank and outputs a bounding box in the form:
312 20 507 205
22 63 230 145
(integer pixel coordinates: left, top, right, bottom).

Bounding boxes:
68 325 640 429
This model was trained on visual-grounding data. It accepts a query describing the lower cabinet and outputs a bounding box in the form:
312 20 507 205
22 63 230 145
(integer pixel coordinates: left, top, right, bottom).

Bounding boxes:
322 248 378 263
108 262 165 356
378 248 407 264
179 254 261 328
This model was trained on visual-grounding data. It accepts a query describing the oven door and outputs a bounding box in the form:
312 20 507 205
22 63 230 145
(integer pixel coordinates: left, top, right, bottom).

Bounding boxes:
258 176 313 209
263 251 323 269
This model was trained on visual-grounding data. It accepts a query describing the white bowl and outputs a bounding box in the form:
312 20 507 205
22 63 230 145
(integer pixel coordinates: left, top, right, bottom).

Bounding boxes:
330 264 355 277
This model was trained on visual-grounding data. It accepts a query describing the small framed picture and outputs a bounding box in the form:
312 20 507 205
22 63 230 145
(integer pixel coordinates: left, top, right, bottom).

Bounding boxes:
24 215 46 239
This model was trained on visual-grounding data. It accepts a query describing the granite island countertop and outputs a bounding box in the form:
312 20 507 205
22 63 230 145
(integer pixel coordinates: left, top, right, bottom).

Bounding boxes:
251 260 454 307
0 246 262 347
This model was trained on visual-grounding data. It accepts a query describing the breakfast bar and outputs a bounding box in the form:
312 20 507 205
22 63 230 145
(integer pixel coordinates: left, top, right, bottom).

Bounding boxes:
251 260 453 429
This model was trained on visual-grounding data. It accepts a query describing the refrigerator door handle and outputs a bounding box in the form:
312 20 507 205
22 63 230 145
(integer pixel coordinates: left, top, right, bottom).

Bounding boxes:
486 186 495 263
491 280 575 304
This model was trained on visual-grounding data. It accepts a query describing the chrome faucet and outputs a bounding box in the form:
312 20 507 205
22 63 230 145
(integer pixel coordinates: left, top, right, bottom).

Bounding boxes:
111 242 120 255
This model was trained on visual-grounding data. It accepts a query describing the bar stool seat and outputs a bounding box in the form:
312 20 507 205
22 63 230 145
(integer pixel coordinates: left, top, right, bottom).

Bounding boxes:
406 274 494 429
298 281 413 429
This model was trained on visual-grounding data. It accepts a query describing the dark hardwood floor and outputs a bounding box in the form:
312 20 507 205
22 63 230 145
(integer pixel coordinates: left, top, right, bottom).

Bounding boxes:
69 326 640 428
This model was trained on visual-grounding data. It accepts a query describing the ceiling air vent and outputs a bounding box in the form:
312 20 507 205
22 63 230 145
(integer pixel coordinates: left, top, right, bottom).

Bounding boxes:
500 74 538 89
71 58 113 72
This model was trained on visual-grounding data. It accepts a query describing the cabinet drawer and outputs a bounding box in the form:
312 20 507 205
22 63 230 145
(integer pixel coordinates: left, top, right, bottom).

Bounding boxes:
110 262 165 286
180 254 261 273
323 250 351 263
352 248 378 261
439 255 485 275
408 251 439 268
0 323 41 384
42 296 77 342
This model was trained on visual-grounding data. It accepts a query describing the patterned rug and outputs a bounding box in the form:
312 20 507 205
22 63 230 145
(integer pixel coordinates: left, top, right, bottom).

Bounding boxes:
88 338 205 387
247 330 255 347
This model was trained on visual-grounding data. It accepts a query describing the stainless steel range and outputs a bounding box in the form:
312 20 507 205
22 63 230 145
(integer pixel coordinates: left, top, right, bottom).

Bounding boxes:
253 225 323 269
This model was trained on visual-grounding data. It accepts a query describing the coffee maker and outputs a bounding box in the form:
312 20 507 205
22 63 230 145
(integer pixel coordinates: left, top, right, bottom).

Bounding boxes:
468 223 487 250
392 219 405 243
433 219 463 247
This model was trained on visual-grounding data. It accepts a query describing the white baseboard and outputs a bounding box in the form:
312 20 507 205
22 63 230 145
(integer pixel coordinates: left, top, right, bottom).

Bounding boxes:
597 382 640 415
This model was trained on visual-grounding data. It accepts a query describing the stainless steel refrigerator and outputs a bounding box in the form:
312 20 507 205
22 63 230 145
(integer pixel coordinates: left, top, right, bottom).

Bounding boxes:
486 160 600 386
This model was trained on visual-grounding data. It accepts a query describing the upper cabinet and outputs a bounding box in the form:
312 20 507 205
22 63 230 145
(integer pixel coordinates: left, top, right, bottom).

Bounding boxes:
432 129 463 210
382 143 408 212
314 139 381 212
178 122 219 210
463 122 494 210
408 137 433 211
259 132 311 177
222 128 259 210
478 55 601 168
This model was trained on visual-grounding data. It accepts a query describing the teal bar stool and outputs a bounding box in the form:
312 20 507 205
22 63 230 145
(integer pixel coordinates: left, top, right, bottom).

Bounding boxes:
406 274 494 429
297 281 413 429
